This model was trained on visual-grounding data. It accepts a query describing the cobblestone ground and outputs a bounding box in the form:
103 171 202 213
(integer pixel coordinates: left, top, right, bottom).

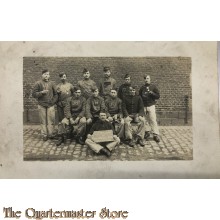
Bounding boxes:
23 125 193 161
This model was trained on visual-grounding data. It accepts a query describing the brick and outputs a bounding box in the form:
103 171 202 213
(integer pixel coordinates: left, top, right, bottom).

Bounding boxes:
23 57 192 126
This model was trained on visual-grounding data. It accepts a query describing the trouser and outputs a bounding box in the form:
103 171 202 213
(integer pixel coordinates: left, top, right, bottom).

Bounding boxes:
61 117 87 138
72 117 87 137
85 116 99 137
112 118 125 139
124 115 145 140
85 137 120 153
57 105 65 122
38 105 56 137
144 105 159 135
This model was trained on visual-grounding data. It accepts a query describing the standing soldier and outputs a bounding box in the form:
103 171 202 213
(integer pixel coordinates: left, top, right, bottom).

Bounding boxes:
139 74 160 142
32 69 58 141
98 66 116 99
56 73 74 137
77 68 97 99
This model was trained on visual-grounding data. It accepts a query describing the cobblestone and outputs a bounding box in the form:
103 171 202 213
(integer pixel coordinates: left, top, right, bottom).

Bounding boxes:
23 125 193 161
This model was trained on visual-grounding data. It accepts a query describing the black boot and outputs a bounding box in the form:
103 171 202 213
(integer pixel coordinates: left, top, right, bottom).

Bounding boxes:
76 136 85 145
100 148 111 157
56 136 64 146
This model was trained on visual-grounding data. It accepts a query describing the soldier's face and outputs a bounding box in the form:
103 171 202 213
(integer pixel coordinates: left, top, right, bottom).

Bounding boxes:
83 71 90 79
110 90 117 97
104 70 111 78
129 88 136 96
93 89 99 97
74 90 81 98
144 75 151 84
125 77 131 84
42 72 50 81
60 74 67 82
100 113 107 121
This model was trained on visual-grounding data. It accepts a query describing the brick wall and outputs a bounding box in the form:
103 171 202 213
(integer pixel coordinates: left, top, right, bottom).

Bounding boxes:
23 57 192 125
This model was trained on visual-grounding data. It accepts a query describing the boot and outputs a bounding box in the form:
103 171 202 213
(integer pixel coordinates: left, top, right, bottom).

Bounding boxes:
56 136 64 146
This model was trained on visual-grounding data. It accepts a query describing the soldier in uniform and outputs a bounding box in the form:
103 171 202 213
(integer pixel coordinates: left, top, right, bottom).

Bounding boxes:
32 69 58 141
122 86 146 147
56 87 87 146
85 111 120 157
77 68 97 99
139 74 160 142
118 74 132 101
105 88 124 139
56 73 74 122
98 66 117 99
85 86 106 125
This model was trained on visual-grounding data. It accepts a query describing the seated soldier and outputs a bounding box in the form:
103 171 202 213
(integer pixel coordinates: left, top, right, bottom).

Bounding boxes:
56 87 87 146
105 88 124 139
85 111 120 157
122 86 146 147
85 86 106 125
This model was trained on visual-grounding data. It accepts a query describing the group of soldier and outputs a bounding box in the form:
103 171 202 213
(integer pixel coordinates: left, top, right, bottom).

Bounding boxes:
32 66 160 157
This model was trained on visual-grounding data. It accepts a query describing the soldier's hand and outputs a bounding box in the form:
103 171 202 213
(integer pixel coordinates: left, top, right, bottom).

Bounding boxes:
75 117 80 124
113 135 118 140
87 118 92 124
113 114 118 120
126 116 132 122
108 117 113 122
70 118 75 125
87 134 92 140
138 116 145 121
120 118 125 124
62 117 69 125
41 90 49 94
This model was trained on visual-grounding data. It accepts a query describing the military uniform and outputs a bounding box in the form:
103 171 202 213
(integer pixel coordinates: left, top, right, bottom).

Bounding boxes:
85 119 120 154
122 94 145 140
32 80 58 138
56 82 74 122
105 96 124 138
77 79 97 99
99 77 116 98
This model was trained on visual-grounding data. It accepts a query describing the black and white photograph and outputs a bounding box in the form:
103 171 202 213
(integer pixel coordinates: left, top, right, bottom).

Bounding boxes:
23 56 192 161
0 41 218 178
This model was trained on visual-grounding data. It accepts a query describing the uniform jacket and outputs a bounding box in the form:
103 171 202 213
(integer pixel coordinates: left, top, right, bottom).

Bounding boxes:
105 96 122 117
139 84 160 107
122 95 145 117
118 83 132 100
88 119 116 135
77 79 97 99
64 96 86 119
56 82 74 107
86 96 106 119
99 77 116 97
32 80 58 108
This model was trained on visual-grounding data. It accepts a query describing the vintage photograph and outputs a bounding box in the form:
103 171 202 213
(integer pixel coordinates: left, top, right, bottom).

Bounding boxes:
23 56 192 161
